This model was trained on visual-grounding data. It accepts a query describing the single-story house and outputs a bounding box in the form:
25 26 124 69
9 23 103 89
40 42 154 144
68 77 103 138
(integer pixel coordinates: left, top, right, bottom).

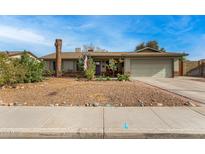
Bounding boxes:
0 51 39 60
41 44 188 78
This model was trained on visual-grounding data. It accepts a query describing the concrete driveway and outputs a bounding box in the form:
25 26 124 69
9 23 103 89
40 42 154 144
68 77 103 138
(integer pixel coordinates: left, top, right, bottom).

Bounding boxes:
135 77 205 105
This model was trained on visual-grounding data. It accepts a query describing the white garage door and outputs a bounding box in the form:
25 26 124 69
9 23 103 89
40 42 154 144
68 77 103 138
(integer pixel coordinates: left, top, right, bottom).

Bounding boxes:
130 59 172 77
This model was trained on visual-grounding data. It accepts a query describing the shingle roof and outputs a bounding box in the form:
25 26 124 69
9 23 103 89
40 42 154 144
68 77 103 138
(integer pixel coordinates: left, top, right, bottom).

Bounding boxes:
40 52 83 60
123 52 188 57
41 48 188 60
0 51 38 59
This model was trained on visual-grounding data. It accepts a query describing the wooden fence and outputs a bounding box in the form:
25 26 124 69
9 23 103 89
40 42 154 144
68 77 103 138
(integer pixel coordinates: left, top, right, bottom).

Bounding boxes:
182 60 205 77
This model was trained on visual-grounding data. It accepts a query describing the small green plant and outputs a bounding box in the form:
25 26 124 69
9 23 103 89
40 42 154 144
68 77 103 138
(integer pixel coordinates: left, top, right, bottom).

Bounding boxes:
77 58 84 71
117 73 130 81
106 76 111 81
85 58 96 80
96 75 103 81
43 70 55 76
107 58 117 77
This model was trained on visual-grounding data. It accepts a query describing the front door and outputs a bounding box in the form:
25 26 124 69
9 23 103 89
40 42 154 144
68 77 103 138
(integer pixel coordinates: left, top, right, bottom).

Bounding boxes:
95 62 101 75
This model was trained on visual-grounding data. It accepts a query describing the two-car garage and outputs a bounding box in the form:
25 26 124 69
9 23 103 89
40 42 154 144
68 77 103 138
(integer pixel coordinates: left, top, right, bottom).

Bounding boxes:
123 47 186 78
129 59 173 78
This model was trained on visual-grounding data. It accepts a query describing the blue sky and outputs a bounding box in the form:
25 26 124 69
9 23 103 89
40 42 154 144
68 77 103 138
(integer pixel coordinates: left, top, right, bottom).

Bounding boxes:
0 15 205 60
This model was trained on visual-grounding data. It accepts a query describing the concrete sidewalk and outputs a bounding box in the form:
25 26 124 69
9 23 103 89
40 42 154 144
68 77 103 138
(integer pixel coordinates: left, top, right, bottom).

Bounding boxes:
1 107 205 138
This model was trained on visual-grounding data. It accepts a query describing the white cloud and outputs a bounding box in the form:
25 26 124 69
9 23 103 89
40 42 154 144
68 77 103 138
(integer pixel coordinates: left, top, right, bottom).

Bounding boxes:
189 34 205 60
0 25 51 46
164 16 194 35
66 23 95 31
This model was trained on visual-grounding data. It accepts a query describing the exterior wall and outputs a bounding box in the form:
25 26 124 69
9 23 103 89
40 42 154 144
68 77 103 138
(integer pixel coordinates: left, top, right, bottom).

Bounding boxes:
73 61 77 71
9 55 22 59
45 60 77 73
174 58 180 76
124 58 131 74
44 61 50 70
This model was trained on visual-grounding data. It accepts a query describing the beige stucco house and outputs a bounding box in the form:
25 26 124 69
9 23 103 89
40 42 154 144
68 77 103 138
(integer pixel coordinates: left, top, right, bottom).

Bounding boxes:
41 44 187 78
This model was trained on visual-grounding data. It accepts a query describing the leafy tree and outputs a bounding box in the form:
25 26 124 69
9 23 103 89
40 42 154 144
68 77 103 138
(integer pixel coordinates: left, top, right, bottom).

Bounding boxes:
135 40 166 52
82 43 108 52
146 40 159 50
135 42 146 51
107 58 117 77
160 48 166 52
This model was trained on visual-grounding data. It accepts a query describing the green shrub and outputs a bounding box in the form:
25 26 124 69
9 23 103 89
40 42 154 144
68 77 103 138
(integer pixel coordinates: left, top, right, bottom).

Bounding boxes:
19 53 45 83
77 58 84 71
0 54 26 85
43 69 55 76
96 76 103 81
106 76 111 81
85 58 96 80
107 58 117 77
0 52 45 86
117 73 130 81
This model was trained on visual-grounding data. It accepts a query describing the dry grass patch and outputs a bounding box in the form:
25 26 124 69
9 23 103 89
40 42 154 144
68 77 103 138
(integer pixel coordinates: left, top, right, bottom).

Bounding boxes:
0 77 197 107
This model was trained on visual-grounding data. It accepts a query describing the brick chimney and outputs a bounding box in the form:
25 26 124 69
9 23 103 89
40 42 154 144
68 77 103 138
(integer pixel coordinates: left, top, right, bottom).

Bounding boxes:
55 39 62 77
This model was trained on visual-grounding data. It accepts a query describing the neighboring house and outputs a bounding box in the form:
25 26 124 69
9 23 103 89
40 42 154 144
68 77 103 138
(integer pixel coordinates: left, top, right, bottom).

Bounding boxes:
41 43 188 78
0 51 39 60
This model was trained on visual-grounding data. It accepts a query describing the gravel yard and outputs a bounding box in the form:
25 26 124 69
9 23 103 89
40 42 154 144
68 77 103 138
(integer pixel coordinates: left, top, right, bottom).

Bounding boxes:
0 77 197 107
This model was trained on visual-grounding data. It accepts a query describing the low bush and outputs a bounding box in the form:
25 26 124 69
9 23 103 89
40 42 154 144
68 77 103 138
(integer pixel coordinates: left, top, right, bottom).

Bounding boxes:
19 53 45 83
85 58 96 80
95 76 111 81
106 76 111 81
0 54 26 85
0 52 45 86
96 76 104 81
43 70 55 76
117 73 130 81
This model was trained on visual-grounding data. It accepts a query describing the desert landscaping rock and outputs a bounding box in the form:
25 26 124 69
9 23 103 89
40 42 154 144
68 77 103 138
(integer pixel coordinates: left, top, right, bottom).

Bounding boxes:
138 100 144 107
0 77 198 107
157 103 163 106
92 103 100 107
105 104 112 107
85 103 89 107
